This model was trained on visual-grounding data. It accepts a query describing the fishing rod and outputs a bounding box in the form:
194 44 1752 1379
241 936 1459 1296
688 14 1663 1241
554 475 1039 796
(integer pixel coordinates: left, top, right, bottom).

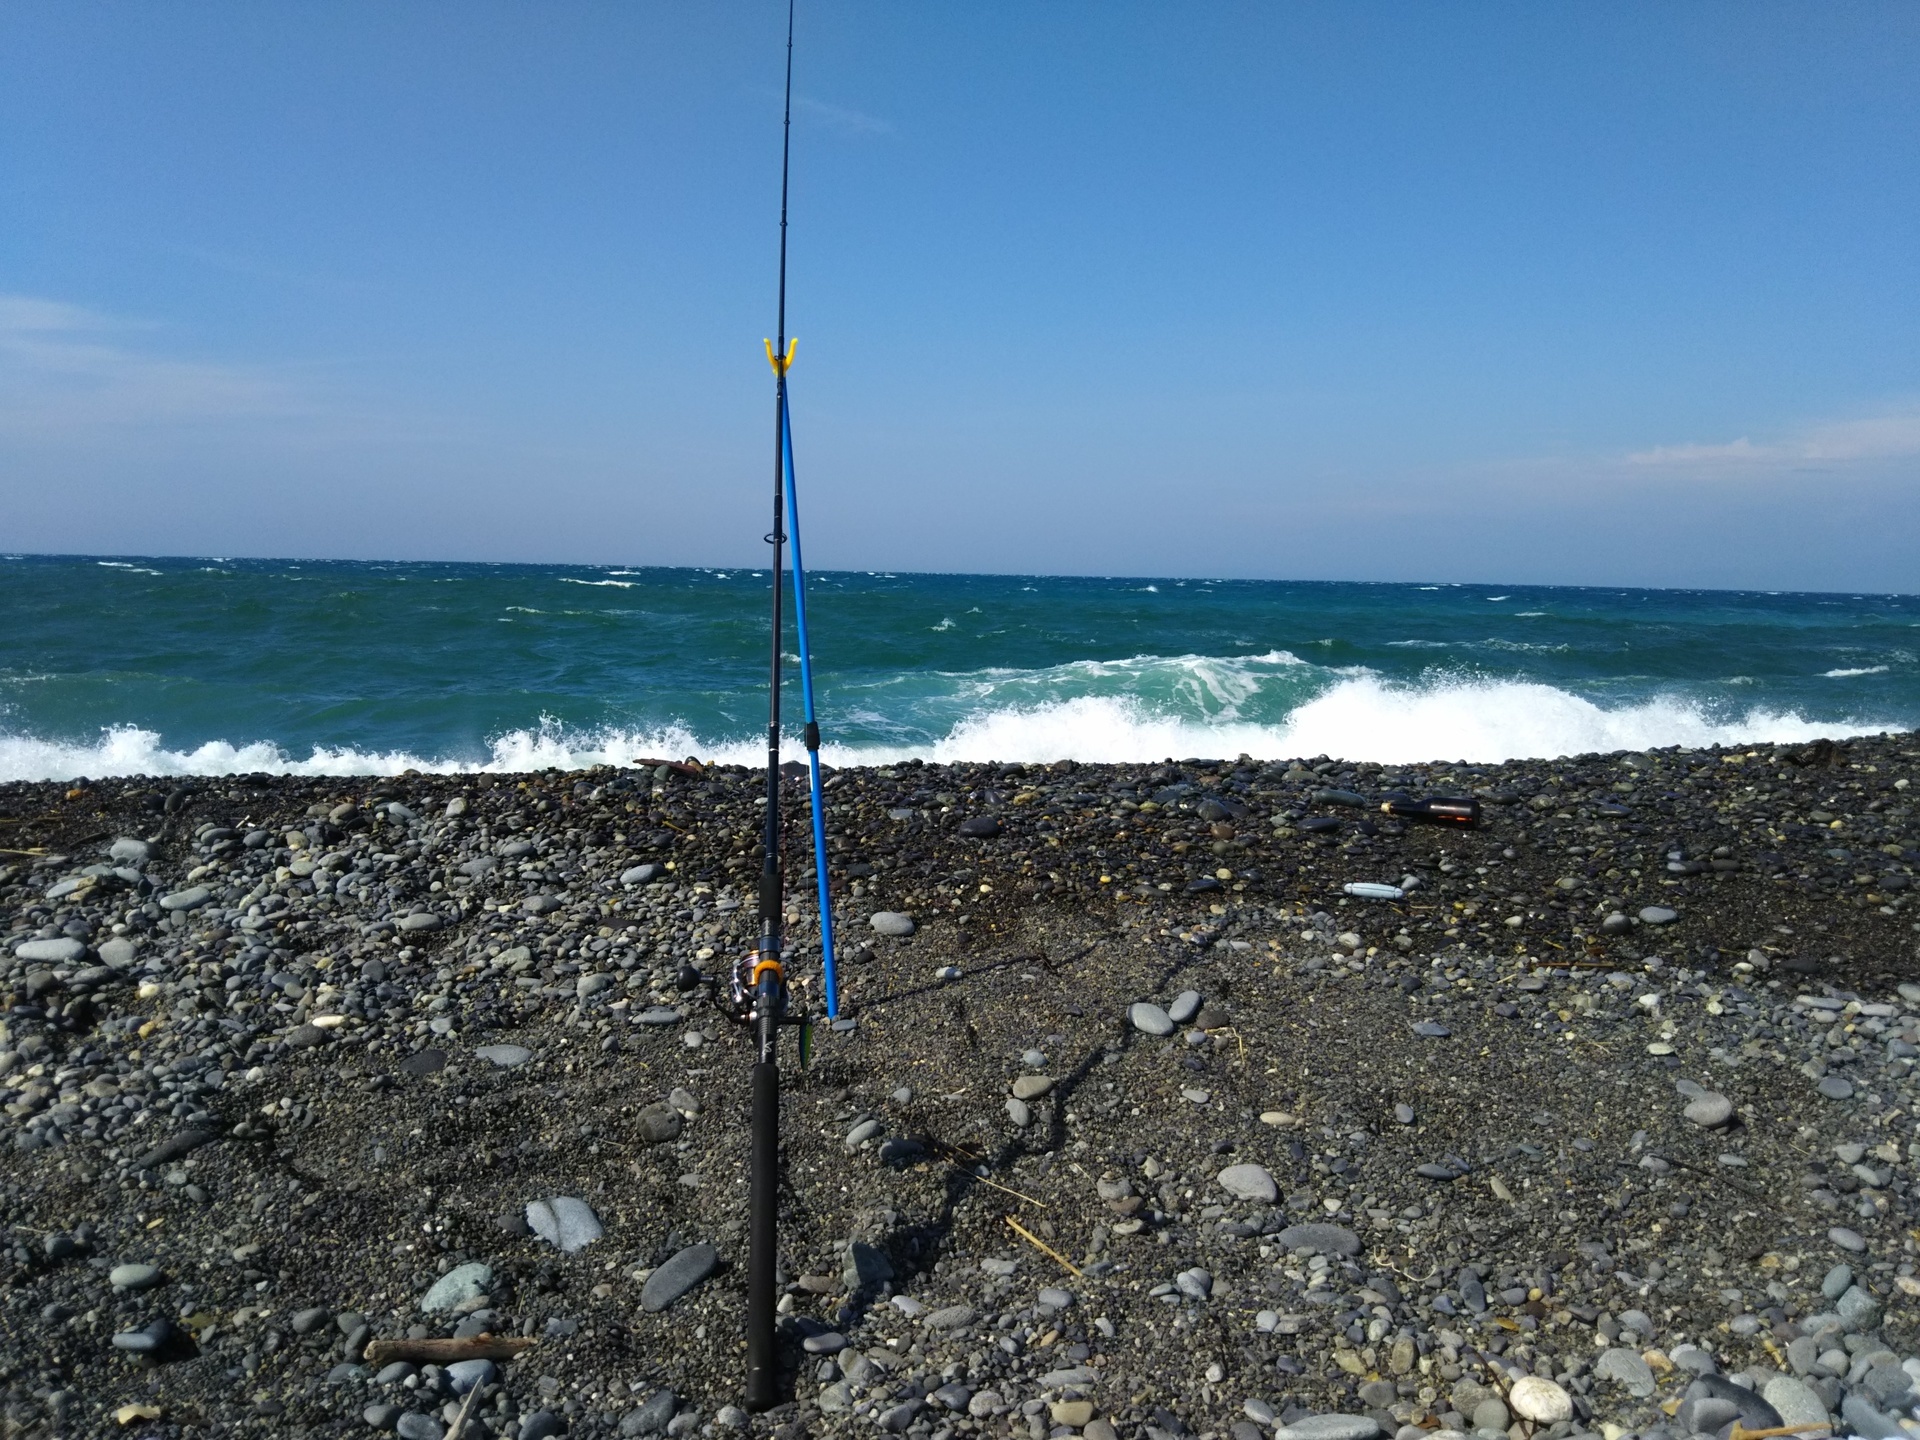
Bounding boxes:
735 0 839 1412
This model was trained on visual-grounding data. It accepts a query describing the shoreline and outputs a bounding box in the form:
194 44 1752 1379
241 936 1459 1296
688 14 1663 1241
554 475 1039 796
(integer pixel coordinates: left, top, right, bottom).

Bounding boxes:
1 732 1917 1439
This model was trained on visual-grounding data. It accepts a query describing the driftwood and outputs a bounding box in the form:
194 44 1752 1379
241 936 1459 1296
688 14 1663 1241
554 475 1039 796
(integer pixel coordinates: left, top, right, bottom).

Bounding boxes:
362 1336 536 1365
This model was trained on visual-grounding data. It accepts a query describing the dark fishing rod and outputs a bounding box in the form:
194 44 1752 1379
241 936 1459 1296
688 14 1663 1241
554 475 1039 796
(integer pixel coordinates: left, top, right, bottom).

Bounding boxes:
740 0 840 1411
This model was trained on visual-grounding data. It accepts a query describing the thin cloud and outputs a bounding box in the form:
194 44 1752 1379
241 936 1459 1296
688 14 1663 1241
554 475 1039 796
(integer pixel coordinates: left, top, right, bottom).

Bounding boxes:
0 293 310 434
794 93 892 136
1627 405 1920 468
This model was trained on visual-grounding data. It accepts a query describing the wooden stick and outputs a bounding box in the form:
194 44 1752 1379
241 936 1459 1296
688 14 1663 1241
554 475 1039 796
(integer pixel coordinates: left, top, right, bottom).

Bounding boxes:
1005 1216 1081 1277
362 1336 536 1365
1729 1426 1830 1440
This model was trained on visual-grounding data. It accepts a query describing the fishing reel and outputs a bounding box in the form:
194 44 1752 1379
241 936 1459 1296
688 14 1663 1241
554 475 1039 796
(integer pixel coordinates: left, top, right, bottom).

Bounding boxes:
706 949 816 1060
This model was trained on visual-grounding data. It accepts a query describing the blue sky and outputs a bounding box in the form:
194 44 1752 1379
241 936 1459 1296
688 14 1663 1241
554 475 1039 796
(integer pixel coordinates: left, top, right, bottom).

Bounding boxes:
2 2 1916 592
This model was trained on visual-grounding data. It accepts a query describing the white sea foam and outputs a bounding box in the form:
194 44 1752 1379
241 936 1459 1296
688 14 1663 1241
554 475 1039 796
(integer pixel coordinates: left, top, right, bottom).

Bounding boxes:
1824 666 1890 677
559 578 634 588
0 672 1896 781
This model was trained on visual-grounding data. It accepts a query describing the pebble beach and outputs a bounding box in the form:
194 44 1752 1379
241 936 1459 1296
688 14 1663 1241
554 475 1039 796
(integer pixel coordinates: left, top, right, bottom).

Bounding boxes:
3 732 1919 1440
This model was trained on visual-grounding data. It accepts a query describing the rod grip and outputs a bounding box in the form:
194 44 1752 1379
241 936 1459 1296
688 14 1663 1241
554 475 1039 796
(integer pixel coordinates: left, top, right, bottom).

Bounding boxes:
744 1061 781 1412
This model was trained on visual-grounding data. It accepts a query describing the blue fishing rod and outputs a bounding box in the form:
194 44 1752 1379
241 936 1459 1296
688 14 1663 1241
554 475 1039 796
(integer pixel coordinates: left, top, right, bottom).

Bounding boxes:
740 0 838 1412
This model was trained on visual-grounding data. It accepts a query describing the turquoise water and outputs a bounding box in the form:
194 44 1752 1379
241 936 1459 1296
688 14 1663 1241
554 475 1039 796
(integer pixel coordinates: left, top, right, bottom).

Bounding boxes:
0 554 1914 778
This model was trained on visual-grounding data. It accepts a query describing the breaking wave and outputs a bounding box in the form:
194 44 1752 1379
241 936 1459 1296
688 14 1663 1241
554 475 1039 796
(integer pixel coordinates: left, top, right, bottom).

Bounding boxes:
0 669 1894 780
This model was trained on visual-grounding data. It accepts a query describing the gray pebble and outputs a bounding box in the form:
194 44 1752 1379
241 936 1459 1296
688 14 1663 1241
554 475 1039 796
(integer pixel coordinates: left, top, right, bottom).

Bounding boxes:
1005 1098 1032 1128
475 1044 533 1068
1594 1347 1656 1398
526 1196 603 1254
641 1244 719 1312
446 1357 496 1394
1836 1284 1882 1331
1129 1002 1174 1036
518 1411 567 1440
925 1304 976 1329
396 1415 446 1440
1760 1377 1828 1430
1818 1076 1855 1100
421 1262 492 1313
1168 990 1202 1024
1011 1074 1055 1100
109 1318 173 1353
1273 1417 1383 1440
109 1263 162 1290
1394 1103 1415 1125
1216 1163 1277 1203
1175 1267 1213 1300
1828 1226 1867 1252
291 1305 331 1333
1274 1223 1361 1257
635 1103 684 1144
870 911 916 937
14 937 87 963
621 1391 677 1437
1842 1394 1906 1440
1820 1263 1853 1300
1683 1093 1733 1127
1639 906 1678 924
365 1404 402 1431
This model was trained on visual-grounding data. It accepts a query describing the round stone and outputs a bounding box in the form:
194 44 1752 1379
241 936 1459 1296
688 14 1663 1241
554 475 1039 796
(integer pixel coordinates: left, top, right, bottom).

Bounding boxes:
1010 1075 1054 1100
1594 1347 1656 1398
1509 1377 1572 1424
421 1262 492 1313
1683 1093 1733 1127
1818 1076 1855 1100
1215 1163 1278 1204
1638 906 1678 925
1128 1002 1174 1036
870 912 916 937
109 1263 161 1290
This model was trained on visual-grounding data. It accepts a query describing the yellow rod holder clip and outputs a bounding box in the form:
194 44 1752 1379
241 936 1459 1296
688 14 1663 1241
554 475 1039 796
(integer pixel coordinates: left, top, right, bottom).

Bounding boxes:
764 337 798 377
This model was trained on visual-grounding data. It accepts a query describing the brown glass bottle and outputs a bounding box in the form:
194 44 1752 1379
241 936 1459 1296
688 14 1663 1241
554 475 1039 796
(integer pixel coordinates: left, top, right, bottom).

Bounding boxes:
1380 796 1480 827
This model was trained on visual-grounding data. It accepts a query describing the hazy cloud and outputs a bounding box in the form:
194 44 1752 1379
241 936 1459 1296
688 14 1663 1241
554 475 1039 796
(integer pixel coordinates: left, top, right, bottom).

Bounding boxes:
0 293 311 435
1627 404 1920 469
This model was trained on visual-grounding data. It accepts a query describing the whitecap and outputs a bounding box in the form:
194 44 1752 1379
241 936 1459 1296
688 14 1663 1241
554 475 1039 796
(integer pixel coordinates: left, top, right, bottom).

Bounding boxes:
932 618 956 631
1513 611 1546 617
560 578 634 588
1485 595 1510 601
1823 666 1890 678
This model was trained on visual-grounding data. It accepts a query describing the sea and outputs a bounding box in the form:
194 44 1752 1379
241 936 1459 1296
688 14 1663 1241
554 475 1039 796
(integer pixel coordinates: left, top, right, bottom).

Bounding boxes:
0 555 1914 781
